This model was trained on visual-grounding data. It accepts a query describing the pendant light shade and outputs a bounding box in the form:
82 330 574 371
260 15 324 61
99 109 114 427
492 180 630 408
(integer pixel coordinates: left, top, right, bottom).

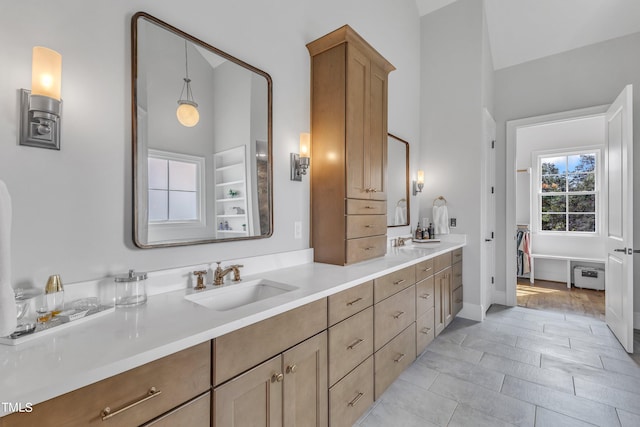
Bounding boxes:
177 41 199 127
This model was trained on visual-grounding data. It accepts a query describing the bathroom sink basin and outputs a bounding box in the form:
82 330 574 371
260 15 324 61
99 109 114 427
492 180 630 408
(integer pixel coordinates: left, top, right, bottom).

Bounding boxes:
185 279 298 311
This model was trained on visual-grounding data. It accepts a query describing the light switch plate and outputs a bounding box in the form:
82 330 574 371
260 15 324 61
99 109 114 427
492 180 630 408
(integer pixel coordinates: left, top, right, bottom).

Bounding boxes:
450 218 457 228
294 221 302 239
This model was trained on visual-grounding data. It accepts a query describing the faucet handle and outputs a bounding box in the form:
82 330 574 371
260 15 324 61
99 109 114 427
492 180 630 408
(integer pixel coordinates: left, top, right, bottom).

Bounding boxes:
228 264 244 282
193 270 207 290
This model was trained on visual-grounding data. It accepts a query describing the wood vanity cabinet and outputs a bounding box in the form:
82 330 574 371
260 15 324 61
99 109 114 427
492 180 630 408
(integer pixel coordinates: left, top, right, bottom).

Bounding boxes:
307 25 395 266
213 299 328 427
415 258 436 355
452 248 463 317
434 253 452 336
2 342 211 427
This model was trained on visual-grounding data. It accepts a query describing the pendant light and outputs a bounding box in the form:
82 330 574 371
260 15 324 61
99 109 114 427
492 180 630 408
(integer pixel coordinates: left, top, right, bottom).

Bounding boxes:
176 40 199 127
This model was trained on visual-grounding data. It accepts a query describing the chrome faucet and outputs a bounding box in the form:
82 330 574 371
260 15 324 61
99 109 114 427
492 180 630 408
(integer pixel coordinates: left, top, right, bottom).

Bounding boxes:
213 262 244 286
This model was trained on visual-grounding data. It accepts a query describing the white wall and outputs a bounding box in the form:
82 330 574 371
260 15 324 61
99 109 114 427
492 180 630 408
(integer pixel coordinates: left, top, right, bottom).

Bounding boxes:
494 31 640 314
420 0 494 320
0 0 421 287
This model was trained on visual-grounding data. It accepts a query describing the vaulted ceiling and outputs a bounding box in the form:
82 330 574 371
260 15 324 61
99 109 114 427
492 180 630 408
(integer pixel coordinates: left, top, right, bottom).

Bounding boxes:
415 0 640 69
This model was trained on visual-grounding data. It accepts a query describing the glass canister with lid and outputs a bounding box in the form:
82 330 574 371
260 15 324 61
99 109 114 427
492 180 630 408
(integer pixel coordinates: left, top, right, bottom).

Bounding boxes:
114 269 147 307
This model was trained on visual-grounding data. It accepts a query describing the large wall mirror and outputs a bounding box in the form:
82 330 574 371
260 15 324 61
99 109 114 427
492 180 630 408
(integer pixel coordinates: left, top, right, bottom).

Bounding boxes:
132 12 273 248
387 133 410 227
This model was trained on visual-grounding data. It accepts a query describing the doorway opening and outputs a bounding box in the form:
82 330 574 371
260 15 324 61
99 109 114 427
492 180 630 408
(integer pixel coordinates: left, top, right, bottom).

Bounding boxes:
506 106 609 321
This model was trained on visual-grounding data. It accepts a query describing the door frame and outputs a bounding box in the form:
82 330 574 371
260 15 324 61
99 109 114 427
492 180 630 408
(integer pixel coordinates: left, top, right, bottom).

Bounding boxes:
504 105 609 306
481 108 496 318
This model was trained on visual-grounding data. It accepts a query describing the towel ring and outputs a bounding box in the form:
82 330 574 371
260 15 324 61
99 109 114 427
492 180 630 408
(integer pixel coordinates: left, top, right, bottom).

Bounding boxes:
433 196 447 207
396 198 407 207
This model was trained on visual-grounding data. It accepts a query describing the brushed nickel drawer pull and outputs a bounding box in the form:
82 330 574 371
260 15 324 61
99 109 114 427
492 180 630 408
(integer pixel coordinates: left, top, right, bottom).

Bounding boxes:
422 267 432 272
419 293 430 299
101 387 162 421
347 338 365 350
392 311 405 319
286 364 297 374
393 353 406 363
421 327 432 334
346 297 363 306
271 372 284 383
370 188 378 193
364 224 374 228
348 392 365 407
364 246 374 251
393 279 406 286
364 205 375 209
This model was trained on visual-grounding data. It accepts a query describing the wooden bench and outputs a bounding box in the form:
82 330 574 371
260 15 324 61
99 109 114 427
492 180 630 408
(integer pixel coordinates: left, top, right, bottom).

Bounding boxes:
529 254 605 288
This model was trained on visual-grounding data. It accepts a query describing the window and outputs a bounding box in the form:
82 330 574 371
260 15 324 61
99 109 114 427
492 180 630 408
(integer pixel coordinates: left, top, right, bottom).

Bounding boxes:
538 151 598 233
148 150 204 223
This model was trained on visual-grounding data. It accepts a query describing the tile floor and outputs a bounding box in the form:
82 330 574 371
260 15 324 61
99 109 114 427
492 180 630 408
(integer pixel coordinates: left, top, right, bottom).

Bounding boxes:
356 305 640 427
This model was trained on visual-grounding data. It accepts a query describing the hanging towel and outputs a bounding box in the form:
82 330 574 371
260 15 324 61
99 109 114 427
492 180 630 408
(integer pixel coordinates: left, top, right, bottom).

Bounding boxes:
0 180 16 337
394 206 406 225
432 205 450 235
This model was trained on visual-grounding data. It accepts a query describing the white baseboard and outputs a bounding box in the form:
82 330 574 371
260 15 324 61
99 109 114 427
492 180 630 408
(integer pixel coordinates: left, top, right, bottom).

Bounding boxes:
457 303 484 322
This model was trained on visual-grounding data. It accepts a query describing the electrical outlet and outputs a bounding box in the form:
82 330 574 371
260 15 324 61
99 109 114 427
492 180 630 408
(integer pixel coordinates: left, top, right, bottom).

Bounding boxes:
294 221 302 239
450 218 457 228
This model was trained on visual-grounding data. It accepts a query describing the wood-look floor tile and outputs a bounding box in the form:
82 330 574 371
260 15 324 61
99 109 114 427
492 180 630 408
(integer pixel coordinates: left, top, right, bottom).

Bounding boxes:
449 404 517 427
358 401 439 427
534 407 598 427
516 336 603 368
419 350 505 391
379 378 457 426
574 377 640 415
601 355 640 378
617 409 640 427
426 339 484 364
461 336 541 366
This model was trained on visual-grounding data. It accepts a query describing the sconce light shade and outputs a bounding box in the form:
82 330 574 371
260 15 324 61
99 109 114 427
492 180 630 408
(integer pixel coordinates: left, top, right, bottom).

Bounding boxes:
31 47 62 100
291 133 311 181
413 170 424 196
19 46 62 150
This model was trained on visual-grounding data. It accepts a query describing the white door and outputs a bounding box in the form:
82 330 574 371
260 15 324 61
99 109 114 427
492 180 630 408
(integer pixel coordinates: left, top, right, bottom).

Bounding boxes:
604 85 634 353
481 109 496 317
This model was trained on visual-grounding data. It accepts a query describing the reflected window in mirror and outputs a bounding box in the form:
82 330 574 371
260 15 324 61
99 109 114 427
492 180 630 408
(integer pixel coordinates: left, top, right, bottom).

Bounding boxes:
387 133 410 227
132 12 273 248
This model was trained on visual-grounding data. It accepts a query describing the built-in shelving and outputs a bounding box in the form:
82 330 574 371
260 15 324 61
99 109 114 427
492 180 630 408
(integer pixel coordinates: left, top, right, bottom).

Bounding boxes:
213 146 252 237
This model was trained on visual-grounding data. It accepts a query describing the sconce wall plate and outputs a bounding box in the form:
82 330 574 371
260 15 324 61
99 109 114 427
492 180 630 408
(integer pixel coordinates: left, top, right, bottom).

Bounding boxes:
290 153 302 181
412 180 424 196
19 89 62 150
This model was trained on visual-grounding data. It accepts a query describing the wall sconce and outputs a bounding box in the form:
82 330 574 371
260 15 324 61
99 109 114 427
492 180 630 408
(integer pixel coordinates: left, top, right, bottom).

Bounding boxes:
413 170 424 195
19 47 62 150
290 132 311 181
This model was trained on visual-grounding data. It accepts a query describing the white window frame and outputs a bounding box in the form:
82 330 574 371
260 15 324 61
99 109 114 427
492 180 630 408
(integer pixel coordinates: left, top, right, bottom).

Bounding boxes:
147 149 206 228
532 146 602 236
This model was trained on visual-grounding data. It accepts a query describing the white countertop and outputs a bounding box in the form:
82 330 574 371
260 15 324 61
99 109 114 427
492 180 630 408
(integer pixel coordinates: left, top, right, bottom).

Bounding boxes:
0 237 464 416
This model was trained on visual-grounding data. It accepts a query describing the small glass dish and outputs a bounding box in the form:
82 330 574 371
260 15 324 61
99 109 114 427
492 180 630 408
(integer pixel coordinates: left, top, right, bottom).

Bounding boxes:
71 297 99 312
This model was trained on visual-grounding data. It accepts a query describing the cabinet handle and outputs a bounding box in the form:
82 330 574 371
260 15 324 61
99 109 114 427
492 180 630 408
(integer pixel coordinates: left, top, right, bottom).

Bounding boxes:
347 338 365 350
370 188 378 193
393 353 406 363
286 364 297 374
419 294 431 299
422 267 432 272
364 205 375 209
346 297 362 306
348 392 365 407
364 224 374 228
271 373 284 383
392 311 405 319
393 279 406 286
364 247 374 251
101 387 162 421
421 327 432 334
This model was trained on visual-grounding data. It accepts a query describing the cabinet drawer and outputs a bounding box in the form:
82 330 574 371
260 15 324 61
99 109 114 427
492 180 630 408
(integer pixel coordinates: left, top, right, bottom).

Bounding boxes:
453 261 463 289
374 323 416 400
452 286 463 317
346 235 386 264
329 356 374 427
373 265 416 303
345 199 386 215
434 252 452 273
416 275 435 314
3 342 211 427
415 258 435 282
328 280 373 326
329 306 373 386
143 392 210 427
214 299 327 385
416 308 435 355
452 248 463 264
346 214 386 239
374 285 415 351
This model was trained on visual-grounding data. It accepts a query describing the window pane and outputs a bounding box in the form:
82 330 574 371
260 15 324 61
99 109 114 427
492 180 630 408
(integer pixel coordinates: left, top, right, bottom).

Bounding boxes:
568 173 595 191
542 214 566 231
541 195 566 212
541 157 566 175
149 190 168 221
541 175 566 192
568 194 595 213
169 161 197 191
148 158 168 190
568 154 595 173
169 191 197 220
569 214 595 232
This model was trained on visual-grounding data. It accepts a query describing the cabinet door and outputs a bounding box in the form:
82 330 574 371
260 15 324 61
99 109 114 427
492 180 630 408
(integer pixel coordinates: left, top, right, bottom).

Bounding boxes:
367 60 387 201
143 392 210 427
444 270 452 327
434 269 446 336
214 355 283 427
283 332 328 427
346 45 370 200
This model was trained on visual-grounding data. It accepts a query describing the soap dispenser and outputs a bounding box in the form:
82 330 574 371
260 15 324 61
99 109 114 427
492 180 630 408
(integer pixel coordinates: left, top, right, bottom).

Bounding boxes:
45 274 64 316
